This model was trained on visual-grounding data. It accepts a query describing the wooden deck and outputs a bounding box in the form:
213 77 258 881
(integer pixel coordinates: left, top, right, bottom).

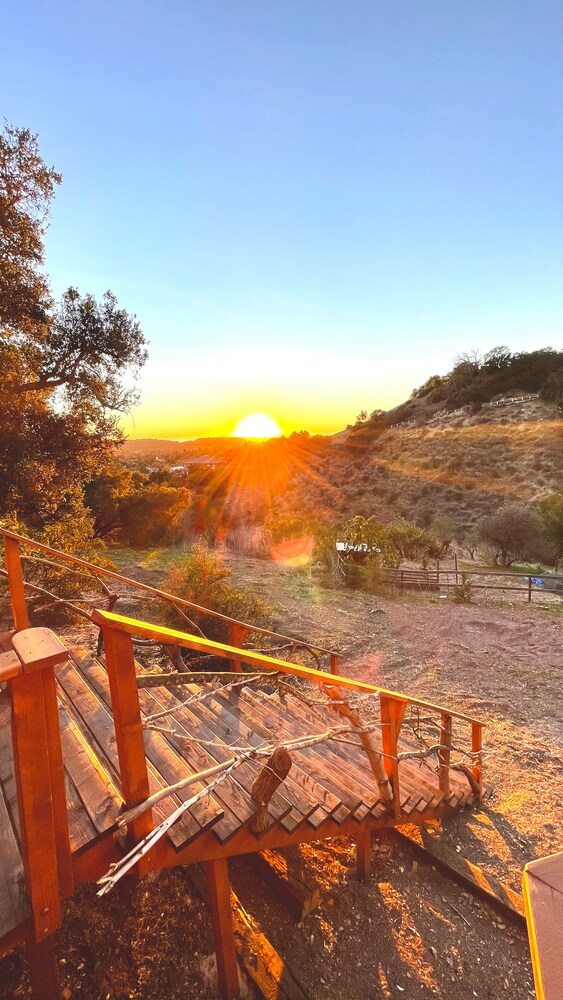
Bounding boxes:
1 643 483 914
0 529 489 999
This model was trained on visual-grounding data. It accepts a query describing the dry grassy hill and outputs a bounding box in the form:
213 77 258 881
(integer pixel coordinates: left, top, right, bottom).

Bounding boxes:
280 397 563 530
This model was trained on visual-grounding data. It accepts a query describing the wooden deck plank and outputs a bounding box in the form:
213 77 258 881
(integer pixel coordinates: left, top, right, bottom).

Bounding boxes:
273 690 385 810
75 651 223 838
0 783 31 940
222 687 345 826
242 688 366 819
136 682 250 843
58 704 122 836
55 660 190 845
208 686 331 828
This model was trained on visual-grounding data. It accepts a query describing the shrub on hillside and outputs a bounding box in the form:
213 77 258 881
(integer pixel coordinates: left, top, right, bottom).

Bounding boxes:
163 544 270 641
477 502 545 567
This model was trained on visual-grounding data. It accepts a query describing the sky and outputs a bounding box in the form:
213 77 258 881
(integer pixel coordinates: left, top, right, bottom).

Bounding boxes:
3 1 563 438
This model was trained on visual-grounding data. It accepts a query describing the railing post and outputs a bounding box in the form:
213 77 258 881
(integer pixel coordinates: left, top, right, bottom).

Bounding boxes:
227 622 247 673
10 669 63 941
527 576 532 603
102 625 152 842
4 535 30 629
438 713 452 797
330 653 340 676
380 695 407 819
471 722 483 802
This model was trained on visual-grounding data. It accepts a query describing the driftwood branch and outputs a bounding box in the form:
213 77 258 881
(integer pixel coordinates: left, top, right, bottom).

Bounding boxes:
324 685 394 804
137 669 272 689
250 748 292 833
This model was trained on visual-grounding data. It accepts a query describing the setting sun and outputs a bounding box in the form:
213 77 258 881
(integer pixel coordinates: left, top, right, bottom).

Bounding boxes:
232 412 282 439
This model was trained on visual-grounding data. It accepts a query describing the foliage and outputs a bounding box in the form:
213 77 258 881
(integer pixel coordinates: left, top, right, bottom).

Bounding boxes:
429 515 459 559
85 466 191 547
409 346 563 410
385 519 439 562
539 493 563 569
0 122 147 549
451 572 472 604
477 502 544 567
359 554 387 594
163 544 270 641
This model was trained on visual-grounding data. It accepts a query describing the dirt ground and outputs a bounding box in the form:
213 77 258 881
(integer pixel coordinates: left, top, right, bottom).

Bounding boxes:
2 554 562 999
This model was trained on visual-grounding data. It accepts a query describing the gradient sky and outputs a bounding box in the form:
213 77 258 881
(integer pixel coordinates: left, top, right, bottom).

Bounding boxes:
3 1 562 437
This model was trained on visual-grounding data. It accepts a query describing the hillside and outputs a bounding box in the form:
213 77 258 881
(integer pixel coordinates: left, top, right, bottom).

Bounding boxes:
275 395 563 531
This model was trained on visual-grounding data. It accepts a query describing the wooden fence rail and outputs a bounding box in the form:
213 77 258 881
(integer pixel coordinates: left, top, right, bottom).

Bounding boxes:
386 567 563 603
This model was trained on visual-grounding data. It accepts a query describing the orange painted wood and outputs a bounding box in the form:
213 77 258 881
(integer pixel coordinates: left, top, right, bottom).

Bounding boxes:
40 669 73 898
9 670 61 940
0 649 22 682
471 722 483 801
101 626 152 842
3 536 30 630
438 713 452 796
25 936 61 999
12 628 68 674
227 622 247 673
523 851 563 1000
356 827 372 881
204 857 240 1000
380 695 407 820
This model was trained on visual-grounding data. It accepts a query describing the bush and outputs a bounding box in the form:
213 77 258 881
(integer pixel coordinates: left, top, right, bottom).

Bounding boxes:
163 543 270 641
452 573 472 604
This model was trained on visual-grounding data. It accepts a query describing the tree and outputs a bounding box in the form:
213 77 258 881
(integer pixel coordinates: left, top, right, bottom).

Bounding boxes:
477 503 544 567
0 123 61 335
539 493 563 569
0 122 147 547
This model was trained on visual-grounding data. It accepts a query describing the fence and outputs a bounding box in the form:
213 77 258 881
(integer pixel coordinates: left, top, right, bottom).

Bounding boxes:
385 567 563 603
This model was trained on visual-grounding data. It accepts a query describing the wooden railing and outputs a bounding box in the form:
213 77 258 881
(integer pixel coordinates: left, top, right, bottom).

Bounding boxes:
93 608 485 828
0 529 340 674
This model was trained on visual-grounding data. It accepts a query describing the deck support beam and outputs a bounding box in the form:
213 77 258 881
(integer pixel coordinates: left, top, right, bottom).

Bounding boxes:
25 936 61 1000
356 828 373 881
204 857 240 1000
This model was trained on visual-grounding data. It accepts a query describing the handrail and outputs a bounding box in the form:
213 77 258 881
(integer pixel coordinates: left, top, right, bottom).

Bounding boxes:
0 528 339 664
92 609 484 726
94 608 485 813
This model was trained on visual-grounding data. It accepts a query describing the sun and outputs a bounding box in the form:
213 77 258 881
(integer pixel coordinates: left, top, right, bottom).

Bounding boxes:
232 412 282 439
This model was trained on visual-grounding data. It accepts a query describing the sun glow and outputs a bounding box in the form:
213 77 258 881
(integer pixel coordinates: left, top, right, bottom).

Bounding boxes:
232 412 282 439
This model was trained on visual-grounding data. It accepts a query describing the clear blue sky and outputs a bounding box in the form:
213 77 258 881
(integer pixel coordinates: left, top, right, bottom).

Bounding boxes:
3 1 562 436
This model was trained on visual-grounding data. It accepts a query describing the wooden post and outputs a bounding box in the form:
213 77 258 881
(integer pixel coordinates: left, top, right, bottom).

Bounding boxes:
380 695 407 819
454 553 459 586
25 937 61 1000
527 576 532 603
438 713 452 797
204 857 240 1000
41 669 74 898
4 535 30 629
10 669 62 940
329 653 340 676
356 827 373 881
102 625 152 842
471 722 483 802
227 622 247 673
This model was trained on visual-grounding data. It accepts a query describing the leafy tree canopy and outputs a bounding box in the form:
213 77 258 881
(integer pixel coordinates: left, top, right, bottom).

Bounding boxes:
0 122 148 547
